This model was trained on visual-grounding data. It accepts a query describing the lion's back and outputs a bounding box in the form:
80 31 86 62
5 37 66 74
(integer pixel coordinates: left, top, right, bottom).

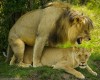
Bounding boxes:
8 9 42 45
8 6 64 46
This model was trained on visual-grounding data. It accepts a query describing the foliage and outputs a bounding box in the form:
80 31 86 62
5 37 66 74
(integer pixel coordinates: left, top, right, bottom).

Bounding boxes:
86 0 100 9
0 61 99 80
0 0 43 54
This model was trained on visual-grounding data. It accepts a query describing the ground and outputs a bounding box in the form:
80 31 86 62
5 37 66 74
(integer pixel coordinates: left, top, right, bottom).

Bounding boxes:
0 59 100 80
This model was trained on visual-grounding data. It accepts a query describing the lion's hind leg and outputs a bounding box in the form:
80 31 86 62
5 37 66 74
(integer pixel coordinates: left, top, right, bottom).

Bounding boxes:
53 61 85 79
10 39 31 67
10 55 16 65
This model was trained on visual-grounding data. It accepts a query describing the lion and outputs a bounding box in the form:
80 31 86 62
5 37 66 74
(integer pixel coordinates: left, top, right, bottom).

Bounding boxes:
6 1 93 67
10 46 97 79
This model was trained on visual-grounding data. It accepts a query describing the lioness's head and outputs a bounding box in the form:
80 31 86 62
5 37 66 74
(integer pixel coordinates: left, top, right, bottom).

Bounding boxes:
74 47 91 68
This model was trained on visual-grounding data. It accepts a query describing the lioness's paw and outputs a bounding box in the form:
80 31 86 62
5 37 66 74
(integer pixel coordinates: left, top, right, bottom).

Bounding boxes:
92 71 97 76
75 73 85 79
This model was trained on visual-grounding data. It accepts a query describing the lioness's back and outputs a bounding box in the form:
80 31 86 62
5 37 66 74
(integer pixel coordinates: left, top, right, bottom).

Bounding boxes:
23 46 73 66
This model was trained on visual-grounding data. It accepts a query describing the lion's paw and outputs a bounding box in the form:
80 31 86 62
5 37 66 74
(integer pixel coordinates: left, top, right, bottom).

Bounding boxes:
18 63 32 68
33 62 42 67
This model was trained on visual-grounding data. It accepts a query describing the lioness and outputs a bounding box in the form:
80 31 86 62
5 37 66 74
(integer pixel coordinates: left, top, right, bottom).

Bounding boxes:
7 2 93 67
10 46 97 79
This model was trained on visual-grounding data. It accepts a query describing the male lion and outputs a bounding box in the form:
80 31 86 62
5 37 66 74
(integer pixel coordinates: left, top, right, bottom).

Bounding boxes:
10 46 97 79
6 2 93 67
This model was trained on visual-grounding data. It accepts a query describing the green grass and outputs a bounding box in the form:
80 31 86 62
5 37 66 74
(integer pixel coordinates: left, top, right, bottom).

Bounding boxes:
0 61 99 80
0 5 100 80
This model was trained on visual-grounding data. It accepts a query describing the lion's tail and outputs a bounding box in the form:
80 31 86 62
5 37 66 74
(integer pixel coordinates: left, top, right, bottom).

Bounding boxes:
5 45 13 63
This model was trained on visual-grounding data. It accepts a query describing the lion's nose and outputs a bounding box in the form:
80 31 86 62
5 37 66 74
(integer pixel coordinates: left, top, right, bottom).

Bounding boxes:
89 38 91 40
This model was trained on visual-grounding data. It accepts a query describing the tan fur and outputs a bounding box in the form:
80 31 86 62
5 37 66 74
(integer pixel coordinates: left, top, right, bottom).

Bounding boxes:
10 46 97 79
7 2 93 67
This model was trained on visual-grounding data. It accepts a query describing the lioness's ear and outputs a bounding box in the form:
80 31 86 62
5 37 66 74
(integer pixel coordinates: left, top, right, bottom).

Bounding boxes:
73 46 79 52
88 48 93 53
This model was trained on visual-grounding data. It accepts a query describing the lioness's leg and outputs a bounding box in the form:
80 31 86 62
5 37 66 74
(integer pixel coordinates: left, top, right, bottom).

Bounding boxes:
53 61 85 79
86 65 97 76
10 39 30 67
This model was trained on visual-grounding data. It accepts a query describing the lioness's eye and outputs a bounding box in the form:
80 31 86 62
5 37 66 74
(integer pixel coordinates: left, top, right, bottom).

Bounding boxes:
85 55 88 58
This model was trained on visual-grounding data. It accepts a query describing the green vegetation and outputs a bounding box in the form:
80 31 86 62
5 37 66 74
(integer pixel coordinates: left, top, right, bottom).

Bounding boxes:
0 0 100 80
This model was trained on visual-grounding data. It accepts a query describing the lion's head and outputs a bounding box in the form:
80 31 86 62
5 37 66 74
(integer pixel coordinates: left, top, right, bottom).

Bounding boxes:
67 10 93 44
74 47 91 68
48 2 93 45
75 16 93 44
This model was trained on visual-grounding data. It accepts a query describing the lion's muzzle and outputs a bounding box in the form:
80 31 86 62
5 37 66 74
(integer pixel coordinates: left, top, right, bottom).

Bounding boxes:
77 37 91 44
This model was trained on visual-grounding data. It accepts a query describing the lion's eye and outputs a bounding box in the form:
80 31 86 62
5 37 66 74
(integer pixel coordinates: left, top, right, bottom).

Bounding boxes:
78 54 81 57
84 30 88 34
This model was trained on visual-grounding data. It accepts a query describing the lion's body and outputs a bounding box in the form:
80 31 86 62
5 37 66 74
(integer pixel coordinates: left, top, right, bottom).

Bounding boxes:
7 2 93 67
10 46 97 79
9 8 62 46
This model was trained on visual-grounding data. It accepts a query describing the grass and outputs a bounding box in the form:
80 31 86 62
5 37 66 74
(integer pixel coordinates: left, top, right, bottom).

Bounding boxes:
0 61 99 80
0 5 100 80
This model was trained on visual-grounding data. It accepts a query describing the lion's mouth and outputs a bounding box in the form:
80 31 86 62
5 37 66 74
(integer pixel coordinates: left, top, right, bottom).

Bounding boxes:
77 37 83 44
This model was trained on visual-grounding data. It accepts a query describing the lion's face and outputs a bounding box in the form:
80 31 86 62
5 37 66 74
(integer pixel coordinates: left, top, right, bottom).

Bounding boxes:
72 16 93 44
74 48 91 68
68 12 93 44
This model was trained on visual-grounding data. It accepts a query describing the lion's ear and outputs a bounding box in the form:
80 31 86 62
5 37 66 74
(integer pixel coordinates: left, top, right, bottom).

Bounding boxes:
74 17 85 24
74 17 80 23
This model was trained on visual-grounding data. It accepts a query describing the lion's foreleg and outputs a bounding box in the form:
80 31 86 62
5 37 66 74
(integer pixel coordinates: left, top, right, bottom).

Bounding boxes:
53 61 85 79
86 65 97 76
33 36 48 67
